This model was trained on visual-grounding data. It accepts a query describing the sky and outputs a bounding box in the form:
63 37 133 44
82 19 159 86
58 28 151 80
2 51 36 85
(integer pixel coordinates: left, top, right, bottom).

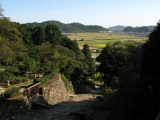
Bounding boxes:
0 0 160 28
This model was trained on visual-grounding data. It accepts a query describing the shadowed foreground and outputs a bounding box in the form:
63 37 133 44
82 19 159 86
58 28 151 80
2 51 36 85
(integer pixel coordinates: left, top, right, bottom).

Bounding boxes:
1 85 109 120
5 94 107 120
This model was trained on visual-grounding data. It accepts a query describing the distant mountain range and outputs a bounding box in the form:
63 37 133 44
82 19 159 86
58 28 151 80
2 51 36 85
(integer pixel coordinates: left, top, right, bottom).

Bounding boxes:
108 25 156 32
26 21 107 33
26 20 156 33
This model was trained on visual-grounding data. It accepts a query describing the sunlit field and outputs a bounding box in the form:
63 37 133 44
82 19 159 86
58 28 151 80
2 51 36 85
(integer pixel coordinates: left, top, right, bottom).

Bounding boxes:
67 32 147 49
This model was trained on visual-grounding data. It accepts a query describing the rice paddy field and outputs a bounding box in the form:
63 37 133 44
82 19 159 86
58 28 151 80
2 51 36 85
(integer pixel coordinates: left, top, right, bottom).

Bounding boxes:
67 32 147 49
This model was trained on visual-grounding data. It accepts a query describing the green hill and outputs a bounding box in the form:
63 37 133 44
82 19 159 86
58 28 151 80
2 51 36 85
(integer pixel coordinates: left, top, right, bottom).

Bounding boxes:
108 25 155 32
123 26 151 32
26 21 107 33
108 25 126 31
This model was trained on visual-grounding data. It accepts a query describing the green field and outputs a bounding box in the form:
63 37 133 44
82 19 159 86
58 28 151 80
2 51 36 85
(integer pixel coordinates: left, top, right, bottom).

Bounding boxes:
67 33 147 49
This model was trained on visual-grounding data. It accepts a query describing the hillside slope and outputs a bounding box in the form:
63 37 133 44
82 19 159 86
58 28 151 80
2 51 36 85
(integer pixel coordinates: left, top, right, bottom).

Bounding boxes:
108 25 126 31
26 21 107 33
108 25 155 32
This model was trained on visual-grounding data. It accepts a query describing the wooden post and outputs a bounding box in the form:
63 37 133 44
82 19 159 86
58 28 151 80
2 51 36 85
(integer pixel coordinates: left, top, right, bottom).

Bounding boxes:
7 80 10 87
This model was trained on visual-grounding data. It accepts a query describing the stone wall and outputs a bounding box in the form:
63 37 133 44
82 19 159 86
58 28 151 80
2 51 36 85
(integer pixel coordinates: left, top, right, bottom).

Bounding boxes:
42 73 69 105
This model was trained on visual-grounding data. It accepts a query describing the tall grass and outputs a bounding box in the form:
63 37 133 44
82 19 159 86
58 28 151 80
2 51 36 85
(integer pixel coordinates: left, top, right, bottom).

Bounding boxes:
39 68 59 84
62 74 74 93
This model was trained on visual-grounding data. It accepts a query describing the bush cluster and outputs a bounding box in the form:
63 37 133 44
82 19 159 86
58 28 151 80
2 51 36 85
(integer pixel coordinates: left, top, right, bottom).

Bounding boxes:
4 87 20 98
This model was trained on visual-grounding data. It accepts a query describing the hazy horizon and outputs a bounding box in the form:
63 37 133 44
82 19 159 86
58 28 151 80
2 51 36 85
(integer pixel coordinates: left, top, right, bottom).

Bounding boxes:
25 20 156 28
1 0 159 28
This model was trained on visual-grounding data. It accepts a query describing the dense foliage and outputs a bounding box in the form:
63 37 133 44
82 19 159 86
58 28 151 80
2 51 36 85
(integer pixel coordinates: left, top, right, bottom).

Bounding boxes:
97 22 160 119
0 9 28 84
1 6 160 119
140 21 160 115
0 9 95 93
96 42 141 89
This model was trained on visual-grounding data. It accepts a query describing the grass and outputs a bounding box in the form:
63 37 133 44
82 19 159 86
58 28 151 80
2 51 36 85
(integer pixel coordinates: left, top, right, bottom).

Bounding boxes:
62 74 74 93
67 32 147 49
39 68 59 84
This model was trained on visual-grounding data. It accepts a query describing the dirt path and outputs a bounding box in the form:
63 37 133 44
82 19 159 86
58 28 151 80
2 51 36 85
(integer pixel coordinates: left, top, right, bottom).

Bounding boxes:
9 87 102 120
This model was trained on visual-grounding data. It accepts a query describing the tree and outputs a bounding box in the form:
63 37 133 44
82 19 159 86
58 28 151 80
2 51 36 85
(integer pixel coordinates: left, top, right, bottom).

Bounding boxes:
0 17 27 66
96 42 123 87
0 8 27 84
96 42 144 119
32 26 45 45
82 44 91 58
141 21 160 113
45 24 62 46
0 18 21 42
18 24 33 46
82 44 95 76
96 42 141 89
61 36 80 55
35 42 78 75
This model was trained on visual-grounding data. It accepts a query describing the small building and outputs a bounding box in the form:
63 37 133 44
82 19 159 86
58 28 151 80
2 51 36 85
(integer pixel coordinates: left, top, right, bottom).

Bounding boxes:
93 49 97 53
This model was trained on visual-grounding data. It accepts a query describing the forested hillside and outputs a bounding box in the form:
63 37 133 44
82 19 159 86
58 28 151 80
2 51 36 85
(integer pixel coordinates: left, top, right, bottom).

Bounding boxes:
108 25 155 32
108 25 126 31
1 5 160 120
123 26 150 32
0 8 95 93
26 21 107 33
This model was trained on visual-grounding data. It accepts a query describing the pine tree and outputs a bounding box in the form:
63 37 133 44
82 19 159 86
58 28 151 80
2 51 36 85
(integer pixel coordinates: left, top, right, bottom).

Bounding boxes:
82 44 95 76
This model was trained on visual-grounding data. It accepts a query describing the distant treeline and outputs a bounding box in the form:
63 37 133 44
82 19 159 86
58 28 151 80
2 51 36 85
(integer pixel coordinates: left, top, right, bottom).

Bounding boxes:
123 26 151 32
108 25 155 32
26 21 107 33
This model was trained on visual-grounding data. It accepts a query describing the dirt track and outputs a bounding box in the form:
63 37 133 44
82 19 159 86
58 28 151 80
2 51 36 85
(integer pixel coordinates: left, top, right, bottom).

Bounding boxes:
8 94 100 120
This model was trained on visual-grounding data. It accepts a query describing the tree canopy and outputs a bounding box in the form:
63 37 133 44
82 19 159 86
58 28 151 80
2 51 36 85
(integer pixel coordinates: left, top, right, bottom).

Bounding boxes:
141 21 160 113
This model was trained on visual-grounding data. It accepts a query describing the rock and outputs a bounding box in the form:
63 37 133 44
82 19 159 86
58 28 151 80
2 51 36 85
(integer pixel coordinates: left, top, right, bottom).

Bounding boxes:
19 88 26 94
42 73 69 105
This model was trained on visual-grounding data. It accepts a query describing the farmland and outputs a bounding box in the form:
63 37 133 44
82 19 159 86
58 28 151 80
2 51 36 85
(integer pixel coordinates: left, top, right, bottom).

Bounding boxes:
67 32 147 49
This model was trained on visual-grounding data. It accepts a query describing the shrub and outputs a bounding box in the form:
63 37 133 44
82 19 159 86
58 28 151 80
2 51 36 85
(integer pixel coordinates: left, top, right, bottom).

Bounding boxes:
96 49 101 53
105 87 116 94
80 39 84 41
28 74 34 78
4 87 20 98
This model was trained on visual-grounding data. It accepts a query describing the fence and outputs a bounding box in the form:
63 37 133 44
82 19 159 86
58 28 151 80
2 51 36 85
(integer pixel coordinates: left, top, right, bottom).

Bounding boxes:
24 82 41 97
